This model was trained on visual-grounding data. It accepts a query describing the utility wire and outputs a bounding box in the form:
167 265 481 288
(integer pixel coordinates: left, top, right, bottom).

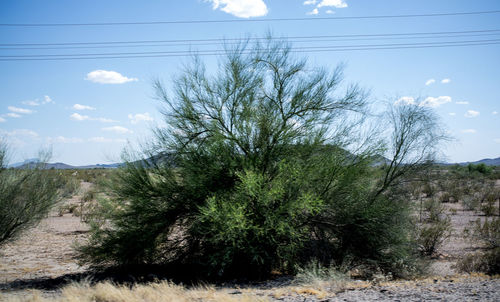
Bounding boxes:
2 38 499 57
0 40 498 61
1 10 499 27
2 30 500 50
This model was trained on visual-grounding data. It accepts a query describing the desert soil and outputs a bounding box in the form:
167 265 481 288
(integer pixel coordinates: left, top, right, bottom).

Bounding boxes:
1 181 499 301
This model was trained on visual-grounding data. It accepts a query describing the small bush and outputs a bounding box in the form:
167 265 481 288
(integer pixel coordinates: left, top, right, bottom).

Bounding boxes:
417 216 452 256
457 249 500 274
460 218 500 274
468 163 492 175
59 176 80 198
462 195 479 211
0 143 63 245
295 260 347 284
438 192 452 203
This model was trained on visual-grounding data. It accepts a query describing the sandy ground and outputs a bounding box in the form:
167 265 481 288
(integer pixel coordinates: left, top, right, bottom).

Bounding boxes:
0 180 499 301
0 182 91 284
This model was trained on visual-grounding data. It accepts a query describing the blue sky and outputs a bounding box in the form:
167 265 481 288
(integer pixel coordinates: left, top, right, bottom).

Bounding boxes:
0 0 499 165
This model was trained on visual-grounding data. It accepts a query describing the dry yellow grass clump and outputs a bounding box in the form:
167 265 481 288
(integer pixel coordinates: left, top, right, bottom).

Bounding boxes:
2 281 269 302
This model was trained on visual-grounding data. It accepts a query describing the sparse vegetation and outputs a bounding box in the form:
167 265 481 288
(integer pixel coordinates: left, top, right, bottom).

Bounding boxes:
459 218 500 274
0 141 64 246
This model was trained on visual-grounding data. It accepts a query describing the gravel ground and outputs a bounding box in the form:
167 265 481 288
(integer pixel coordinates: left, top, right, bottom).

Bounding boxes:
1 180 499 301
268 276 500 301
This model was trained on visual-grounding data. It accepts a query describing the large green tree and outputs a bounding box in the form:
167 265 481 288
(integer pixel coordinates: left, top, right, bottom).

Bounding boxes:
80 39 446 278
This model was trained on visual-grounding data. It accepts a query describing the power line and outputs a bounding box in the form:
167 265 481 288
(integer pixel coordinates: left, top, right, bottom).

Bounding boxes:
3 33 500 51
2 38 499 57
1 10 499 27
0 40 498 61
1 29 500 49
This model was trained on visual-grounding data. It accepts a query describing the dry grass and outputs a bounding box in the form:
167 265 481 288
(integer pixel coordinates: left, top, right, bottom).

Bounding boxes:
2 281 269 302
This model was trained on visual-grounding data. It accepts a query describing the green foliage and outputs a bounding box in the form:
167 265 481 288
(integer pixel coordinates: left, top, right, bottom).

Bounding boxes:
461 195 480 211
295 260 347 284
467 163 492 175
79 38 446 279
417 216 452 256
0 142 63 245
460 218 500 274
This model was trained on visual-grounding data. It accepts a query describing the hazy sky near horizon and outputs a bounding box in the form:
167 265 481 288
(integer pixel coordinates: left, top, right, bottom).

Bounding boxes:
0 0 499 165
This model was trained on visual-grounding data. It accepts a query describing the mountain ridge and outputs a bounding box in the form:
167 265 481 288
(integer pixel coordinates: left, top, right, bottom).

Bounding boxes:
8 156 500 169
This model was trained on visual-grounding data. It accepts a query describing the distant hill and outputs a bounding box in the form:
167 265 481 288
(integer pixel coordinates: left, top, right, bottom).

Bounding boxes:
8 158 40 168
8 155 500 169
9 160 122 170
457 157 500 166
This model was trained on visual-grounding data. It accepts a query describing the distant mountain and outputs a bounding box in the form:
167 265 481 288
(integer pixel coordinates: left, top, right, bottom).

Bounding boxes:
8 158 39 168
457 157 500 166
8 155 499 169
9 160 122 170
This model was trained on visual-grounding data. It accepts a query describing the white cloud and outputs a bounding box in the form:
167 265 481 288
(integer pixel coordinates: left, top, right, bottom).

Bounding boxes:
96 117 116 123
5 129 39 138
128 113 153 124
20 95 53 106
461 129 476 134
394 96 416 106
8 106 33 114
441 78 451 84
6 113 21 118
70 113 90 121
50 136 84 143
43 95 53 104
303 0 317 4
0 117 5 123
206 0 268 18
325 9 334 14
73 104 96 110
425 79 435 86
464 110 480 118
307 8 319 15
70 113 117 123
449 112 456 116
317 0 348 8
419 96 451 108
493 111 498 115
102 126 133 134
22 99 40 106
88 137 127 143
85 70 138 84
456 101 469 105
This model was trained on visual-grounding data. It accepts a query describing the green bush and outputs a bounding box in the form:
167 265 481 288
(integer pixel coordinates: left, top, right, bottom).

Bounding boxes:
79 39 446 279
467 163 492 175
0 143 63 245
417 217 452 256
460 218 500 274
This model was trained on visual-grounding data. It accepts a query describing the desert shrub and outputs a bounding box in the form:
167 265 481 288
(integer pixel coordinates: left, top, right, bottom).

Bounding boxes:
459 218 500 274
0 142 63 245
416 217 451 256
424 198 446 222
438 192 452 203
59 176 80 198
468 163 492 175
79 38 446 279
481 193 498 216
416 197 452 256
445 179 464 203
462 195 481 211
295 260 347 284
462 195 480 211
421 182 436 198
